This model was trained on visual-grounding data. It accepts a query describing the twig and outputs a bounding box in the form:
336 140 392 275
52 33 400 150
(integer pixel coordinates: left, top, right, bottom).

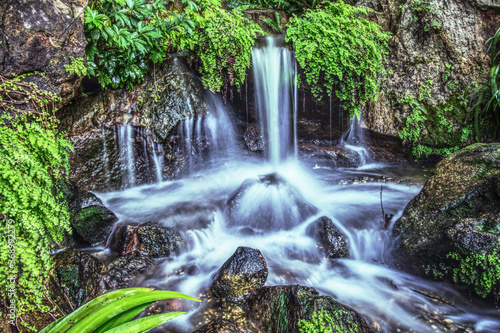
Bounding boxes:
380 185 385 223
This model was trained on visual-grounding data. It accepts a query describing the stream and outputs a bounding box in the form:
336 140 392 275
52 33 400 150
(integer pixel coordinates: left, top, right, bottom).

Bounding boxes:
93 36 500 332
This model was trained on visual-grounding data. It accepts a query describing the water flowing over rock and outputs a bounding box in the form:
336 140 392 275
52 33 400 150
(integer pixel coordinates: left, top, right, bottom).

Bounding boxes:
71 205 118 246
245 285 372 333
308 216 350 260
0 0 87 105
226 173 317 232
392 143 500 275
210 247 268 300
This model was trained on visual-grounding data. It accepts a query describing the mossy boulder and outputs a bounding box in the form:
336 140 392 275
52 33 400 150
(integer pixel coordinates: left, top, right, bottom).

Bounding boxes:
392 143 500 275
72 205 118 245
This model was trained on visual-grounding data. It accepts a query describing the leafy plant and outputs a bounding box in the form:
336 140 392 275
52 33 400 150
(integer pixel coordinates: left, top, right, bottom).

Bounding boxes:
263 12 283 34
285 0 391 118
0 75 73 329
167 1 263 99
64 56 88 77
467 26 500 141
298 309 358 333
40 287 200 333
84 0 195 89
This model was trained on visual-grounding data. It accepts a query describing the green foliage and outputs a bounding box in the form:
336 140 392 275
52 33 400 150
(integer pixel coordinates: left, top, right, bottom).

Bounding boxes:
298 309 358 333
40 287 200 332
84 0 195 89
409 0 442 34
467 26 500 141
285 1 391 117
263 12 283 34
227 0 321 14
0 75 73 327
167 1 263 97
427 246 500 298
64 56 88 77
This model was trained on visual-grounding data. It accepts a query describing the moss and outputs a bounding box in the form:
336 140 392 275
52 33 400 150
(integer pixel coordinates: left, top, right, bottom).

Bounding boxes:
56 266 80 289
269 292 289 333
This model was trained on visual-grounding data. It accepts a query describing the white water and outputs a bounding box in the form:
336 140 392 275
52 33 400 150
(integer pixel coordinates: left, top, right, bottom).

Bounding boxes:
95 37 500 332
117 113 135 187
151 143 163 183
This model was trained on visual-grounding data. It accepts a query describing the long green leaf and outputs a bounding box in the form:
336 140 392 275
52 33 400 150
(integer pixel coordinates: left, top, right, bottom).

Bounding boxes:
67 290 199 333
94 302 154 333
39 317 63 333
49 288 153 333
104 312 185 333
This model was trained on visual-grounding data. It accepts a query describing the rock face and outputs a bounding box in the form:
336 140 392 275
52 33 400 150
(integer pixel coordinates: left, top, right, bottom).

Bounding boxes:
58 56 208 192
359 0 500 141
0 0 87 105
194 318 250 333
51 249 103 313
72 205 118 245
210 247 268 299
392 143 500 274
245 285 372 333
308 216 350 260
102 253 156 289
107 222 185 258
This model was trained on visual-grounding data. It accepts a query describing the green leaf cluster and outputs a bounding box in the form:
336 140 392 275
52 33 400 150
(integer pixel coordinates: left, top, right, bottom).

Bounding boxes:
167 1 263 97
84 0 195 89
298 309 358 333
227 0 321 14
64 56 88 77
0 76 73 326
285 1 391 118
40 288 199 333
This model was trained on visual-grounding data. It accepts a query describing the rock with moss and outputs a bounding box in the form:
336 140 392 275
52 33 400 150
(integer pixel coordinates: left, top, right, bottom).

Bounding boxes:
210 247 268 300
392 143 500 276
72 205 118 245
50 249 104 314
245 285 372 333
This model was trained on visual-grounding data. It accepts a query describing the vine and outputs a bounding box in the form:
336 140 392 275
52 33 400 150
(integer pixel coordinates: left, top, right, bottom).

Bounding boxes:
285 1 391 118
0 75 73 330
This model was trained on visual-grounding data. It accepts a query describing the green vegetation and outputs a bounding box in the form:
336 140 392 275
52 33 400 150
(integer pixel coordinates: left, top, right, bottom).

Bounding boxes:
227 0 321 14
285 1 391 117
467 26 500 141
64 56 88 77
40 288 199 333
166 0 263 98
84 0 195 89
298 309 358 333
0 75 73 328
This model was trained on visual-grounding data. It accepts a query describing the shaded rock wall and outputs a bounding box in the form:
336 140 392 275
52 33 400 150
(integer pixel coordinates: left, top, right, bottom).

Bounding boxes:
0 0 87 106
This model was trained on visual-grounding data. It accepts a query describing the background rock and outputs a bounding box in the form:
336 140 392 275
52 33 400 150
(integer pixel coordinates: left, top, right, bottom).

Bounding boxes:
0 0 87 106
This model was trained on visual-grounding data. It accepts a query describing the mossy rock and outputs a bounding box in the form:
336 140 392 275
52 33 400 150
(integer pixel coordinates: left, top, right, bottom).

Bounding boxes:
392 143 500 275
72 205 118 245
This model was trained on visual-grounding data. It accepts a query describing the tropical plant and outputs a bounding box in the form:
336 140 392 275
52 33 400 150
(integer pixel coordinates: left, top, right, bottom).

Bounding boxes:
263 12 283 34
40 288 200 333
0 74 73 329
285 0 391 118
64 56 88 77
167 0 263 100
84 0 195 89
467 27 500 141
298 309 358 333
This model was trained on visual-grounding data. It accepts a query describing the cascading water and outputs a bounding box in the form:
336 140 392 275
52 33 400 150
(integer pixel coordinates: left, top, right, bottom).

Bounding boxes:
95 36 500 332
117 115 135 187
342 112 372 167
252 35 298 167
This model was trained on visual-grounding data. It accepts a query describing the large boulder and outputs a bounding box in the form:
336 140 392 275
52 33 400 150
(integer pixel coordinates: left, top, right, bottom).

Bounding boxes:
210 247 268 300
307 216 350 260
245 285 372 333
0 0 87 106
72 205 118 245
392 143 500 275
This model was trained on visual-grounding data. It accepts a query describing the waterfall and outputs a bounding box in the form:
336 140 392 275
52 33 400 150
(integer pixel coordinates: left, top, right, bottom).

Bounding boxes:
101 126 110 186
342 113 371 166
117 115 135 187
151 143 163 182
252 36 298 168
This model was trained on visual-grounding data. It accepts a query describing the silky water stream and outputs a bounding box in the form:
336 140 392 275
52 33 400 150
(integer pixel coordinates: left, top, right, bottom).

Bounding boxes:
95 37 500 332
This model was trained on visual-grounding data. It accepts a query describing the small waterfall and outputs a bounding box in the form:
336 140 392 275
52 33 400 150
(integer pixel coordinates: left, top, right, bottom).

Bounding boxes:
152 143 163 182
101 126 110 186
342 113 371 166
252 36 297 168
118 119 135 187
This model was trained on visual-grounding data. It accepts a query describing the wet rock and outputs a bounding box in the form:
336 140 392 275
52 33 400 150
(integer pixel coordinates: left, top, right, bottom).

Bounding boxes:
107 222 185 258
103 253 156 289
72 205 118 245
392 143 500 275
210 247 268 300
308 216 350 260
193 318 250 333
245 285 372 333
243 123 264 152
227 173 317 231
80 191 103 208
51 249 104 314
0 0 87 106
